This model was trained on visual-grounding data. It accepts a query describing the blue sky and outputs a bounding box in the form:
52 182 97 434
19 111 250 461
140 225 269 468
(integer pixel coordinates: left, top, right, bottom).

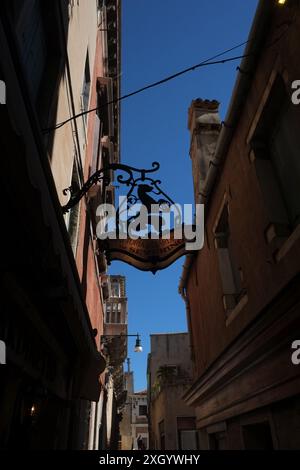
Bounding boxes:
109 0 259 391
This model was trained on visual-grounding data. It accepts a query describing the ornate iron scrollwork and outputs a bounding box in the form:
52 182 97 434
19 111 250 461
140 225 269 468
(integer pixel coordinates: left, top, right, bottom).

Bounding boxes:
62 161 174 216
62 162 200 273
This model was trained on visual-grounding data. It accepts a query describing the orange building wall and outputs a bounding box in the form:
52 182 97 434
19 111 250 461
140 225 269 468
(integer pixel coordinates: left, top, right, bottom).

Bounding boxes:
76 32 105 350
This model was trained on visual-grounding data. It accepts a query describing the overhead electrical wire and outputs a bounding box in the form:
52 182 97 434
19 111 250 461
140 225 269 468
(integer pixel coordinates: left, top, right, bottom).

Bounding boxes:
43 20 292 134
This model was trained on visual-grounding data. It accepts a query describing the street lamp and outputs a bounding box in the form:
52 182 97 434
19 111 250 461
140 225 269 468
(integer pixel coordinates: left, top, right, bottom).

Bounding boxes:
134 334 143 353
101 333 143 353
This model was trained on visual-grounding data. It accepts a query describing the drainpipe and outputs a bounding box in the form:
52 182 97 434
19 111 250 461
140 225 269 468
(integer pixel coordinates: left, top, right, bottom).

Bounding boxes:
178 282 195 362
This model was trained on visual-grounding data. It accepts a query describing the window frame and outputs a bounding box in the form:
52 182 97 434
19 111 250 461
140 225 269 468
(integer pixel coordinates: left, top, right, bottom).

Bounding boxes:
213 194 247 319
247 69 300 260
138 404 148 417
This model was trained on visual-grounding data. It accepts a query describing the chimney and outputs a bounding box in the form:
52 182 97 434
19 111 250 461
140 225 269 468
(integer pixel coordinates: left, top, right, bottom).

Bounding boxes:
188 99 221 205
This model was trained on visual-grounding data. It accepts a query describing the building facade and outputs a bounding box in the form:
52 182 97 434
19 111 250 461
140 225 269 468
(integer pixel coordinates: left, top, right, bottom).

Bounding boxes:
0 0 121 449
130 391 149 450
147 333 198 450
120 366 134 450
179 0 300 449
102 275 128 450
120 361 149 450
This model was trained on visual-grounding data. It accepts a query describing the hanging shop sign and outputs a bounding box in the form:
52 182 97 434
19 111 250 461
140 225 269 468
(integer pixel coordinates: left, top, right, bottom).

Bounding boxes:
62 162 203 273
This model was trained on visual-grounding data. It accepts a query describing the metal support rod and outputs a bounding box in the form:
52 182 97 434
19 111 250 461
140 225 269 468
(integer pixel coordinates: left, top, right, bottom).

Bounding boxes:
101 333 139 338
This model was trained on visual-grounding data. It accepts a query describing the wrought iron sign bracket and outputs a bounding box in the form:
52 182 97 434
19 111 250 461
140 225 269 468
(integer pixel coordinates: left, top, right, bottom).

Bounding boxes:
61 161 170 214
61 162 200 273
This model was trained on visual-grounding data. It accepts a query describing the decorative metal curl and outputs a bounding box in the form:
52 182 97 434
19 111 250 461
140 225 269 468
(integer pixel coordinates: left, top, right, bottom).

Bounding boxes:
61 161 174 215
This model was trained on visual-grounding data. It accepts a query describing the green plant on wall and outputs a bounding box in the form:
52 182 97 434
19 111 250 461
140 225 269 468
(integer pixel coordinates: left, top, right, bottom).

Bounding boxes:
156 365 178 385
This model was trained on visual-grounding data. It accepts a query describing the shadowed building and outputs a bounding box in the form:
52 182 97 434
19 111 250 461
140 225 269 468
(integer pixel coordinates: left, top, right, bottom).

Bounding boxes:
0 0 121 449
147 333 198 450
179 0 300 450
101 275 128 450
120 359 149 450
